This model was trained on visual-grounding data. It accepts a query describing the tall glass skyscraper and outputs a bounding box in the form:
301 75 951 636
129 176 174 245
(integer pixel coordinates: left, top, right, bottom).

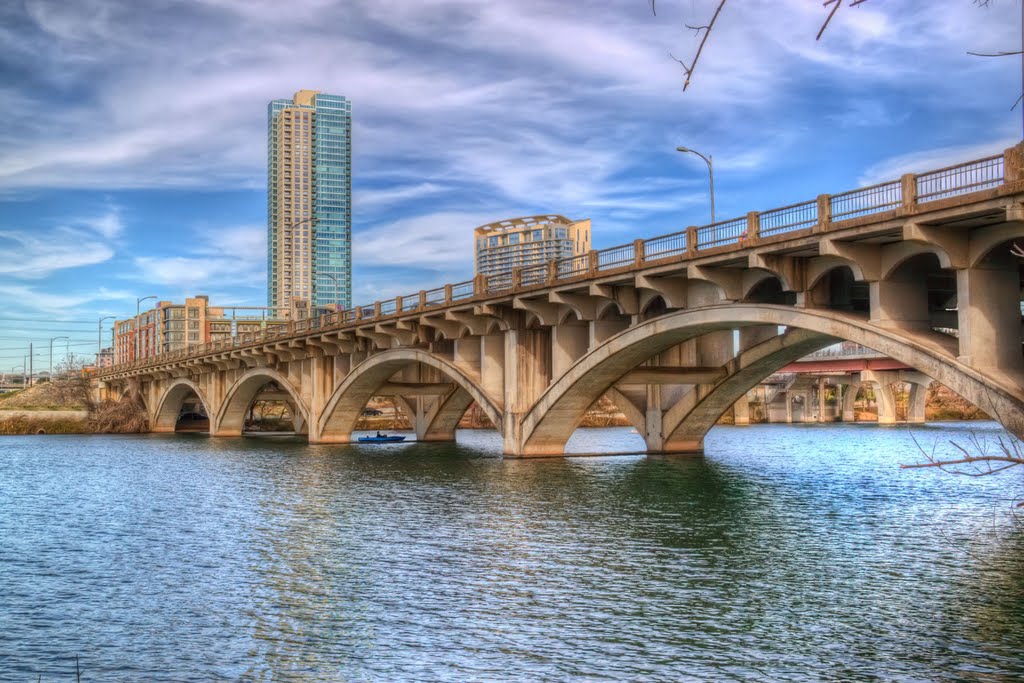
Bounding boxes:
267 90 352 316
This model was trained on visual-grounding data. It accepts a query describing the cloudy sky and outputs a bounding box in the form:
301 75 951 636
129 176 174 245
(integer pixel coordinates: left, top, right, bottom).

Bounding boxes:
0 0 1020 369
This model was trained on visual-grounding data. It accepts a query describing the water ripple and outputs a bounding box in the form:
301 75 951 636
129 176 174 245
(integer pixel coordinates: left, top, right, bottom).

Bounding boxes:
1 423 1023 681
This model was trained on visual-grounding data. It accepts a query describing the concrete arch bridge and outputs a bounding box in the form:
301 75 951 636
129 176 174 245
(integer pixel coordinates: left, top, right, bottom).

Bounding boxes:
96 147 1024 456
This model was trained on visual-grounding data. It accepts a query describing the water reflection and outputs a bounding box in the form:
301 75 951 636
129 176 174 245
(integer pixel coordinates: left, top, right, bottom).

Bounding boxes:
1 424 1023 681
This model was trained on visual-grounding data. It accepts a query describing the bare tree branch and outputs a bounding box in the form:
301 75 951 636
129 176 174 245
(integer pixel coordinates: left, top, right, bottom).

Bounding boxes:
658 0 869 91
968 50 1024 57
817 0 871 41
675 0 727 92
817 0 844 42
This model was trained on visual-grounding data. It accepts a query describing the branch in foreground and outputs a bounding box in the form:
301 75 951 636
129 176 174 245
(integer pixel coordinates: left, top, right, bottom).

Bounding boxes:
902 427 1024 487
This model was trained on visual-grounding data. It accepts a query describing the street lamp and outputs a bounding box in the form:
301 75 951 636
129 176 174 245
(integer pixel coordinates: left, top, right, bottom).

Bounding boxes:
49 336 68 377
8 365 24 385
135 295 157 361
321 271 340 309
98 315 116 366
676 146 715 225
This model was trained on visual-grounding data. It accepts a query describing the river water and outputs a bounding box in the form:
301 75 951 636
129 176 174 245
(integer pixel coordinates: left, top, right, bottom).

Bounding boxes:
2 423 1023 681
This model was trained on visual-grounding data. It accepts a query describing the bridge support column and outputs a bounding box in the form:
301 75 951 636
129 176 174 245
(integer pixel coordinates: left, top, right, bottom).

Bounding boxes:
842 382 859 422
502 329 553 456
870 272 930 331
480 334 505 400
733 393 750 426
861 371 899 425
907 383 928 424
552 322 589 378
817 377 827 423
956 260 1023 378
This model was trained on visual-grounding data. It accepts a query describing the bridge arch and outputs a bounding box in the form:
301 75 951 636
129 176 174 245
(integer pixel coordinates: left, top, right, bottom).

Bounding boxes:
313 348 503 444
214 367 310 437
517 304 1024 456
153 378 212 433
880 241 957 281
969 225 1024 267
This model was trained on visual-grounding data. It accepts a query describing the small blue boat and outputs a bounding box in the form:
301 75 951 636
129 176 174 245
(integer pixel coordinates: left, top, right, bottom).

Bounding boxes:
358 435 407 443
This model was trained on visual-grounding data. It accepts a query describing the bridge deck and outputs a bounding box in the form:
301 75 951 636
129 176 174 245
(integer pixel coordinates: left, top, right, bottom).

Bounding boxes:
98 150 1019 380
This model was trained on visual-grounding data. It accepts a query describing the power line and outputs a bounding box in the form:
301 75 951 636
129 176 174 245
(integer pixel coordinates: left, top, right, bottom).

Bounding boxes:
0 318 106 324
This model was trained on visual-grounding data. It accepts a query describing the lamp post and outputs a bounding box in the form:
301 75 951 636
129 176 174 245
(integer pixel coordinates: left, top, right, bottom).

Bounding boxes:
322 271 341 309
98 315 115 366
135 295 157 361
49 336 68 378
676 146 715 225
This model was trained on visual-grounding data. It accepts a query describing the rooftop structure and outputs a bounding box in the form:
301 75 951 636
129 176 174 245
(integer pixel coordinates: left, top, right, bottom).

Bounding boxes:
474 215 590 277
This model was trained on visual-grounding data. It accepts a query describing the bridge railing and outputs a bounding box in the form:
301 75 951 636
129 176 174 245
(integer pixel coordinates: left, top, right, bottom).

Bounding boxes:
596 243 635 271
557 254 589 280
830 179 902 222
696 216 748 249
759 199 818 238
98 147 1017 376
802 342 884 359
643 228 687 261
916 155 1003 203
451 280 475 301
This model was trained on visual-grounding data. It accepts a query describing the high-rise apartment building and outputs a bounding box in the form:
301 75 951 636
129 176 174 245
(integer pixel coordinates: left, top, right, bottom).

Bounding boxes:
267 90 352 317
474 215 591 277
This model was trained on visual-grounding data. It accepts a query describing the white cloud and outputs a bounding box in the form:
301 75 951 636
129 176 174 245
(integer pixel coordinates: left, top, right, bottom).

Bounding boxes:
0 283 135 315
0 228 114 279
2 0 1017 197
858 137 1017 187
131 224 266 289
355 182 449 209
78 205 123 238
354 211 509 270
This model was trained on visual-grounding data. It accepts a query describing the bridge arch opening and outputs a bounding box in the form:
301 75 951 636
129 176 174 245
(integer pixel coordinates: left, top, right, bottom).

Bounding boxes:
639 295 668 321
314 349 503 445
215 369 310 437
743 277 796 305
515 305 1024 457
153 379 211 434
809 265 870 313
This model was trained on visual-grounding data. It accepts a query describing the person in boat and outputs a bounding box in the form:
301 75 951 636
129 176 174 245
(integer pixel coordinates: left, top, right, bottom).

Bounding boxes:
376 431 383 438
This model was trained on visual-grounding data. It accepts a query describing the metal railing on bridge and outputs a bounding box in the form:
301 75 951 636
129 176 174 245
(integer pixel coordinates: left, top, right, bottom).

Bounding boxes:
100 150 1012 376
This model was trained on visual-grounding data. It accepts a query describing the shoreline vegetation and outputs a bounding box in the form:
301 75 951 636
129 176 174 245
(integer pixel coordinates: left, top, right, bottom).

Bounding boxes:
0 380 991 436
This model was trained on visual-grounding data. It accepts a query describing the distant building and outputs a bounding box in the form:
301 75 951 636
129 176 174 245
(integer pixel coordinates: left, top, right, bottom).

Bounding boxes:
267 89 352 318
474 215 591 277
95 347 114 369
113 296 288 364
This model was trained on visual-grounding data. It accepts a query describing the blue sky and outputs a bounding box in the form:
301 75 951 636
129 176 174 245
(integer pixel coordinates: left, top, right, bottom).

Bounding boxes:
0 0 1021 370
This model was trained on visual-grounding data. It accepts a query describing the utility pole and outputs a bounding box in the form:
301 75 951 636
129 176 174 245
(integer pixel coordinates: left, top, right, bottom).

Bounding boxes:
28 343 33 387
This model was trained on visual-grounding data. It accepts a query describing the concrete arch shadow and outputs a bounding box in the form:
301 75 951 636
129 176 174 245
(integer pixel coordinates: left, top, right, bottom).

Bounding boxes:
153 378 212 433
214 367 310 437
517 304 1024 456
314 348 503 444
